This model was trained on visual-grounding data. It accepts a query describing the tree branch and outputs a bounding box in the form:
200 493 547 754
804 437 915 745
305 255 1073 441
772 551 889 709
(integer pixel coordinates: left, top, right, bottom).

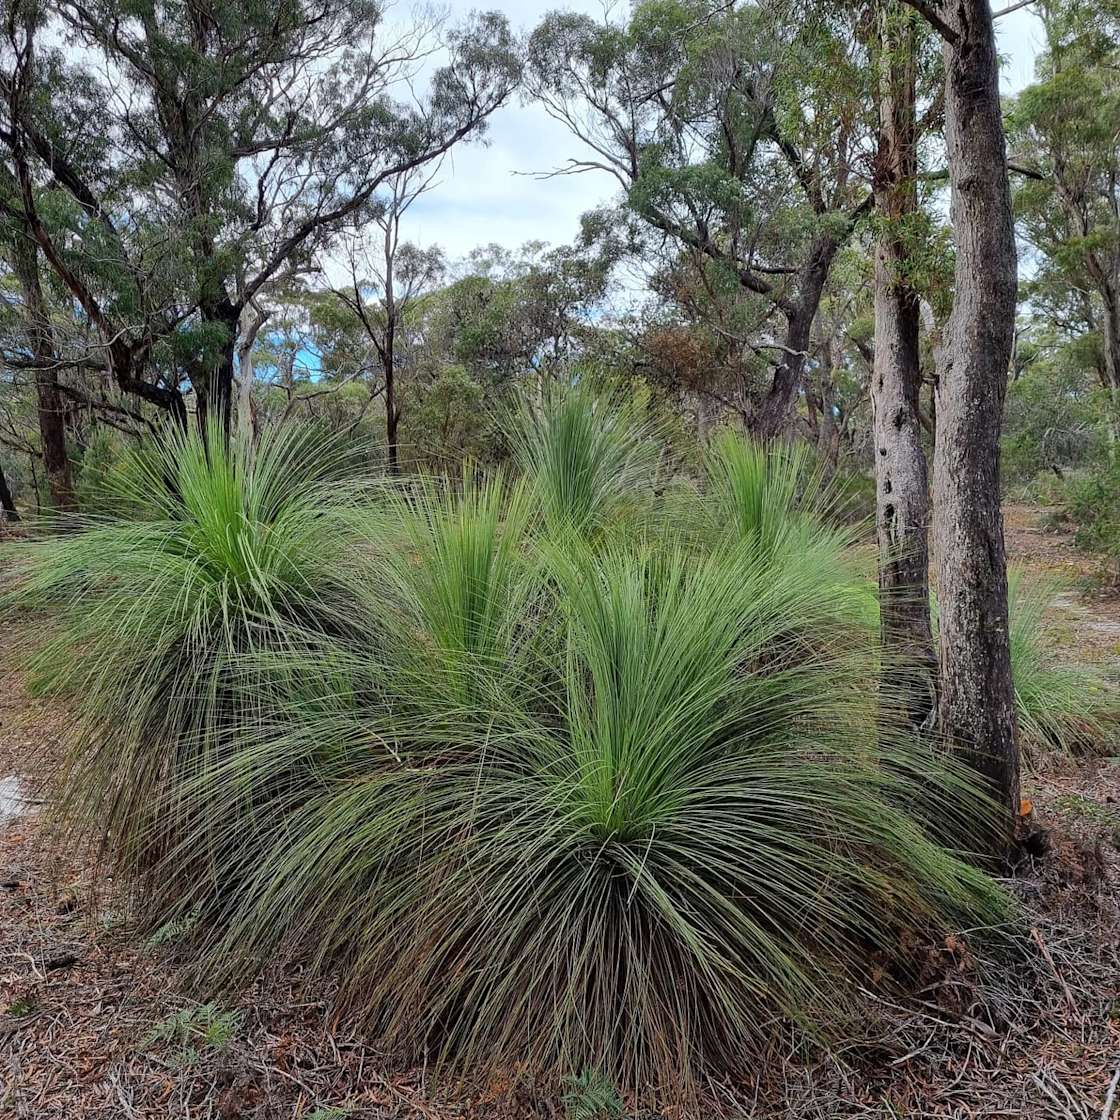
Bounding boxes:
897 0 961 44
992 0 1035 18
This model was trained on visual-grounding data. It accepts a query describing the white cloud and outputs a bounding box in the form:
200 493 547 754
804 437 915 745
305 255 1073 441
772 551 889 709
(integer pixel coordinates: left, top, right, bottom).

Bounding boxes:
384 0 622 262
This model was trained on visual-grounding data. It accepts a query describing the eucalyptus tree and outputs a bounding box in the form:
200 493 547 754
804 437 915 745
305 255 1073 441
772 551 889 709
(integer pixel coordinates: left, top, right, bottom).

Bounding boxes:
324 168 445 474
1 0 521 432
527 0 876 438
0 223 74 510
898 0 1021 835
868 1 942 727
439 240 615 381
1009 0 1120 445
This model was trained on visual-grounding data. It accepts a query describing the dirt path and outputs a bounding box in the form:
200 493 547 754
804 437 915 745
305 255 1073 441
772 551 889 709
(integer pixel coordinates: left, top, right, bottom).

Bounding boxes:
1 512 1119 1119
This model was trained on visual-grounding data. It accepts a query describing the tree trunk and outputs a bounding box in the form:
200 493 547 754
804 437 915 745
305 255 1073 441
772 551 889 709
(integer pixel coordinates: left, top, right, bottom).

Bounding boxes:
10 232 76 511
210 332 237 437
384 323 400 476
194 296 238 437
873 2 936 728
0 460 19 521
1100 281 1120 452
932 0 1020 836
237 304 266 442
751 232 843 439
386 390 400 475
382 230 401 476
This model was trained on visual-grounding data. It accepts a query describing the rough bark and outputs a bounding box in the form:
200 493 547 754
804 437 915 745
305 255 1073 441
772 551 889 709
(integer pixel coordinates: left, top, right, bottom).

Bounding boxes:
10 232 76 512
752 231 845 440
0 460 18 521
213 336 237 437
1101 282 1120 446
930 0 1020 830
872 3 936 728
195 300 238 437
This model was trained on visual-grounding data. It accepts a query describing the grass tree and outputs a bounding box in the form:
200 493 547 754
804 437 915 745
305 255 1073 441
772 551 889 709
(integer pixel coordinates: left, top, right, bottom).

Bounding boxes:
2 387 1025 1107
1 421 377 894
1007 571 1119 752
181 498 1004 1101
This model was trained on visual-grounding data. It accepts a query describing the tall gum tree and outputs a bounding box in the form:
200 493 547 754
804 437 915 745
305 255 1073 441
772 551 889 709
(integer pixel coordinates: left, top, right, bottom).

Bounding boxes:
7 228 74 510
901 0 1021 839
870 1 938 726
528 0 875 438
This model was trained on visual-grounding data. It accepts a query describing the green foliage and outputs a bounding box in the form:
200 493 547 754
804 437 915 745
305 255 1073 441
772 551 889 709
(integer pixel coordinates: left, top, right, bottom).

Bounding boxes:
6 0 521 420
1002 330 1106 490
147 904 203 948
702 430 854 551
563 1070 624 1120
143 1003 241 1061
72 427 128 514
401 365 494 470
508 379 661 540
12 397 1010 1104
1061 458 1120 581
184 528 1000 1097
1007 570 1120 752
0 421 377 908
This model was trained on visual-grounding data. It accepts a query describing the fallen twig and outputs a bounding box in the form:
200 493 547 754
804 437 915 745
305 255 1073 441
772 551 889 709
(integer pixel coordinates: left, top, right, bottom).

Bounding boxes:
1103 1062 1120 1120
1031 926 1079 1015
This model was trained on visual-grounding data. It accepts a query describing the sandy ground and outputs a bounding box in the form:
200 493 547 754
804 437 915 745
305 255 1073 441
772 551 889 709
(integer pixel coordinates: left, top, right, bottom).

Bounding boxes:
1 507 1118 1119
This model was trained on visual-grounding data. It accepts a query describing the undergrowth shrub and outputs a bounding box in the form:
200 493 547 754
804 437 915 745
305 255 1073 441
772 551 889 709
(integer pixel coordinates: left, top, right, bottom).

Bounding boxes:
0 422 376 895
4 388 1012 1107
1007 570 1119 753
1061 458 1120 584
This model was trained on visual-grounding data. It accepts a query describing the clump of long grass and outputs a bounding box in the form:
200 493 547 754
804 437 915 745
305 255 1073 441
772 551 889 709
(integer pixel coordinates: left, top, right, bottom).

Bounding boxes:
6 405 1010 1105
508 379 661 540
168 496 1002 1098
1007 569 1119 753
703 431 852 550
692 432 879 634
0 422 376 889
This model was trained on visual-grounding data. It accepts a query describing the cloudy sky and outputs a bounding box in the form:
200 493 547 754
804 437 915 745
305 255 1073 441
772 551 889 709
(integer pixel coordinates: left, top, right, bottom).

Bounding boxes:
402 2 1046 262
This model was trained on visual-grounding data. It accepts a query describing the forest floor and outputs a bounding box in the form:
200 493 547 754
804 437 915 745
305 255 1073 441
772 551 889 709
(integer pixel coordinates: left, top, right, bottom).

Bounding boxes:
1 505 1119 1119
